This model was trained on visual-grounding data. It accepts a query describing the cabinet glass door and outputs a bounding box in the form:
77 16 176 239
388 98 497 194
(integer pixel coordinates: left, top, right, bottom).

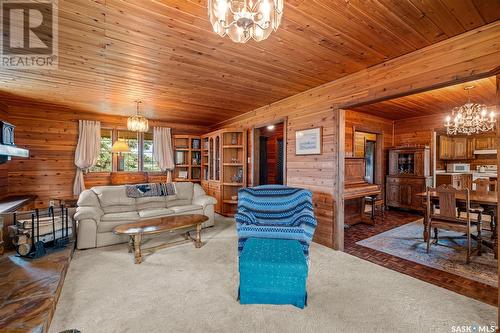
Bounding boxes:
397 153 415 175
215 135 220 181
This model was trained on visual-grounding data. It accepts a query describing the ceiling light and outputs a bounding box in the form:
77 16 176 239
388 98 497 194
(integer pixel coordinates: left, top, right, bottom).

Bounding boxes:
444 86 495 136
208 0 284 43
127 101 149 133
267 125 275 130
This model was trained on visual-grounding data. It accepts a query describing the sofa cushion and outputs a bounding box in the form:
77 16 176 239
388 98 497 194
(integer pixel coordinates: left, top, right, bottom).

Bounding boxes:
99 211 140 232
169 204 203 214
101 211 140 222
135 196 167 210
77 189 100 207
166 199 192 207
174 182 194 202
193 183 205 198
138 208 175 219
93 186 136 213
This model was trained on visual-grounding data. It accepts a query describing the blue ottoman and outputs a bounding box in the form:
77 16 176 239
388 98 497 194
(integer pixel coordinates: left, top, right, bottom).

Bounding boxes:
238 237 309 309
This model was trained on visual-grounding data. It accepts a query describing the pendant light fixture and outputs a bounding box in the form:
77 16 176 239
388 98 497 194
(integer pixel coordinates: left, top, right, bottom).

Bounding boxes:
444 86 495 136
127 101 149 132
208 0 284 43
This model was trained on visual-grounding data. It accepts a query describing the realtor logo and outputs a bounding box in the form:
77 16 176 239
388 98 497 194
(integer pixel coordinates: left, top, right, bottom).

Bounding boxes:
1 0 58 68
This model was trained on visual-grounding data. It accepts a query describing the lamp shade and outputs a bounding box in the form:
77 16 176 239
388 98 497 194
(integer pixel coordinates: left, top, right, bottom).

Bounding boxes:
112 139 130 153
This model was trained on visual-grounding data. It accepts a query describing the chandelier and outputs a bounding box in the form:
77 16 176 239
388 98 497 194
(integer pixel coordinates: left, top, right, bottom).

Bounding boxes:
127 101 149 133
444 86 495 136
208 0 284 43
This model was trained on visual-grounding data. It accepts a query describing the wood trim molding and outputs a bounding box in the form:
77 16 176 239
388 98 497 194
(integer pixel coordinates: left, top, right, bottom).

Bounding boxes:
496 73 499 328
215 22 500 129
250 118 288 186
334 108 345 250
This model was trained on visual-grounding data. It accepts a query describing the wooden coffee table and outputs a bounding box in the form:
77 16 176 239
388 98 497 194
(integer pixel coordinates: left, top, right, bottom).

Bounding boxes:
113 214 209 264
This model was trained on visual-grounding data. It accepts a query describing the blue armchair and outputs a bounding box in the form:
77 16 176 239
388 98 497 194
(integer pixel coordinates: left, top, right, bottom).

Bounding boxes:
235 185 317 259
235 185 317 308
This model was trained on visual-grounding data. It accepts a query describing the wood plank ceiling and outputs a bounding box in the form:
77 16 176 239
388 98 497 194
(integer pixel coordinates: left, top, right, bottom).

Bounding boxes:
0 0 498 127
350 76 497 120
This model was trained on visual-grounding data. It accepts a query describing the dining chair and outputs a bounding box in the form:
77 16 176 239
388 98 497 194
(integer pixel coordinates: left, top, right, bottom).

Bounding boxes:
426 184 482 264
472 179 497 259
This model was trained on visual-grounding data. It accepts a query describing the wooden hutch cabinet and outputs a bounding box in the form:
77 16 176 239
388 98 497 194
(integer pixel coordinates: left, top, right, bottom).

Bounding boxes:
386 146 432 211
201 129 247 216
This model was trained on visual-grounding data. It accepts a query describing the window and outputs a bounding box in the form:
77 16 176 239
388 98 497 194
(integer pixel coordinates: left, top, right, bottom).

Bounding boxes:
143 132 160 172
89 129 112 172
118 130 139 171
89 129 163 173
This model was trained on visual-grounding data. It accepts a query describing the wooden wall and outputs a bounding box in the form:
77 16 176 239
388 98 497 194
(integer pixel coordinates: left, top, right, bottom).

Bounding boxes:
4 98 207 207
216 105 338 248
0 103 9 198
345 111 394 156
214 23 499 249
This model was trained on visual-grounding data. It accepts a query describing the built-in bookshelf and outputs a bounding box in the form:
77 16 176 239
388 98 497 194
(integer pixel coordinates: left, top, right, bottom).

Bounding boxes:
173 135 202 182
201 129 246 216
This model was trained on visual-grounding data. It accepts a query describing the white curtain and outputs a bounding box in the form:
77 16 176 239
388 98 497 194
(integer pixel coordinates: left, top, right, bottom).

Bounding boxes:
153 127 175 182
73 120 101 195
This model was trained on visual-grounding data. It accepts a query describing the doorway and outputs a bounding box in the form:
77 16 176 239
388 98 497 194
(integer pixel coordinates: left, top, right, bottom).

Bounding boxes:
253 122 285 186
341 75 498 306
364 140 376 184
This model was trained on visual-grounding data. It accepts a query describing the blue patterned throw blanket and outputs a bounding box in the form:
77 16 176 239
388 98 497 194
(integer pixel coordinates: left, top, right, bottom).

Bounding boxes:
125 183 175 198
235 185 317 259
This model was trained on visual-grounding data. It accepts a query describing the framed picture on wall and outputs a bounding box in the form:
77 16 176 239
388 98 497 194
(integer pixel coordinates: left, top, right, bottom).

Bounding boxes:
295 127 322 155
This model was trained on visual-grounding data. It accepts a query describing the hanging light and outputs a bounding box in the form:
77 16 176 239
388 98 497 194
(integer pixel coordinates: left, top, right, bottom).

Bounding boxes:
444 86 496 136
127 101 149 132
208 0 284 43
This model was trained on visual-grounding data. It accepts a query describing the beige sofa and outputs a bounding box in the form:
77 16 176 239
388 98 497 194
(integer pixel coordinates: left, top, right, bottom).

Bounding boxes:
74 182 217 250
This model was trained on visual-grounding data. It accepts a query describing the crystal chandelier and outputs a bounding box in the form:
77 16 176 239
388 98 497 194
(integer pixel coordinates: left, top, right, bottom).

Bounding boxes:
444 86 495 136
127 101 149 133
208 0 284 43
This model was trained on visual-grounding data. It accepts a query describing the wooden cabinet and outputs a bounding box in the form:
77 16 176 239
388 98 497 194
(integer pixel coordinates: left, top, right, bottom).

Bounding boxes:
388 146 430 177
474 136 496 150
202 128 247 216
436 173 472 190
439 134 498 160
439 136 453 160
386 146 431 211
386 176 432 211
466 138 475 159
439 136 474 160
453 137 468 159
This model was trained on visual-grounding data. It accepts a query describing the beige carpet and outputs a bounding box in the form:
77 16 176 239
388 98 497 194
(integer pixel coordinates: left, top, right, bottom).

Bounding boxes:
50 216 497 333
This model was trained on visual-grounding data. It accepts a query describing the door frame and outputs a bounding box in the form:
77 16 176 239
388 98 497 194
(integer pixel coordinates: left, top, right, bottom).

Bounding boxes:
333 108 345 250
495 73 499 328
352 126 385 196
250 118 288 187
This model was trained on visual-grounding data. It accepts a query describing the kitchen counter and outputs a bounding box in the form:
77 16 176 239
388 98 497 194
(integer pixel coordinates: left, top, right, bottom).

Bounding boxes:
435 170 473 175
435 170 497 177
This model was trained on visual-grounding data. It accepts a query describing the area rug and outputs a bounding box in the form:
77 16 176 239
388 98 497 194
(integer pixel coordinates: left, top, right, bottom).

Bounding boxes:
357 221 498 287
49 216 496 333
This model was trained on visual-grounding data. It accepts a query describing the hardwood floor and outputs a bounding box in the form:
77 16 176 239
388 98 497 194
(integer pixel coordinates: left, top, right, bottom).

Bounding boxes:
344 209 498 306
0 247 73 333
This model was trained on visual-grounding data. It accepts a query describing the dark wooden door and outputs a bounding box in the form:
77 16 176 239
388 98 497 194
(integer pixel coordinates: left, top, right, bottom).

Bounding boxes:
276 138 284 185
259 136 268 184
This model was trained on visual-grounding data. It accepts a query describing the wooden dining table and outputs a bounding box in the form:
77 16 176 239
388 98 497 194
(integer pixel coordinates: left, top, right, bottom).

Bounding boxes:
416 191 498 254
